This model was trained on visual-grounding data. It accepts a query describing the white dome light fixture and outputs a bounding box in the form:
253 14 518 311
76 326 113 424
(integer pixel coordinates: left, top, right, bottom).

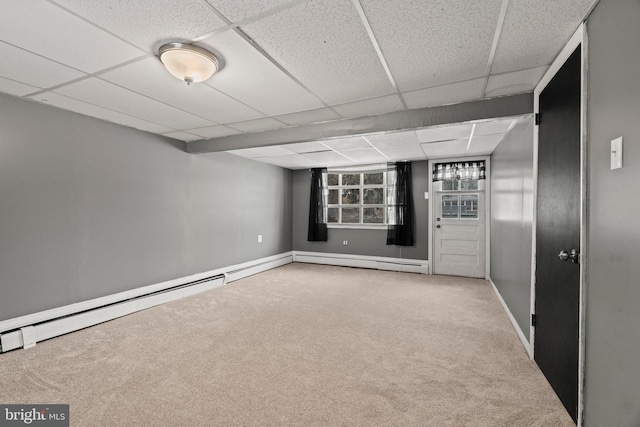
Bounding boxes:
158 43 219 85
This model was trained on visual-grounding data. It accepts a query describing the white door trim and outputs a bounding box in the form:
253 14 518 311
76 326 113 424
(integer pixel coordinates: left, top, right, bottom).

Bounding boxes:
531 22 587 427
428 156 491 279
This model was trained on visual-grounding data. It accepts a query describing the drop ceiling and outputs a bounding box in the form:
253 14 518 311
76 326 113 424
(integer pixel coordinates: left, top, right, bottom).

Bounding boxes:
0 0 597 167
228 116 527 169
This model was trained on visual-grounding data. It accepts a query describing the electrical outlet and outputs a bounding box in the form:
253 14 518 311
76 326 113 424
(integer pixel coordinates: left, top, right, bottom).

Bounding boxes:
343 240 348 245
257 235 262 243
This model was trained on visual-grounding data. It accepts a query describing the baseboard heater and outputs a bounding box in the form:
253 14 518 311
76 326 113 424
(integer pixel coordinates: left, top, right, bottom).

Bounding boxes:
293 251 429 274
0 252 294 353
0 274 225 353
224 254 292 283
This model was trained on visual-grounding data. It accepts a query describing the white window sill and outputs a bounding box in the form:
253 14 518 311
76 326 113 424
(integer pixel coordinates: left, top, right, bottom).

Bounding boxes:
327 224 388 230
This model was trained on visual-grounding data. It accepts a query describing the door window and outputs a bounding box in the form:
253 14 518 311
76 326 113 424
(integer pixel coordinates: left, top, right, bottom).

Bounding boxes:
441 194 479 219
460 195 479 219
441 195 459 219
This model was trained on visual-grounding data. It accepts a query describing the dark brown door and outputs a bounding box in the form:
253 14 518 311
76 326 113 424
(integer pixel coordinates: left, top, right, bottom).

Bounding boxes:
535 46 581 424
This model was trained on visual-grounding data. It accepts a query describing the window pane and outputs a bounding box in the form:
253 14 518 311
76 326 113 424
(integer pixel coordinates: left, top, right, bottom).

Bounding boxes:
364 172 383 185
342 188 360 204
327 174 339 186
327 208 339 223
328 189 339 204
460 194 479 219
363 188 383 204
441 194 459 219
460 180 478 190
442 180 458 191
363 207 384 223
342 174 361 186
342 208 360 223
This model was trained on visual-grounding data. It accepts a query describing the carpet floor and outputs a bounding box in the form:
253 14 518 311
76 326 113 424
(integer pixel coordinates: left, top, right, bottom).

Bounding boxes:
0 263 574 426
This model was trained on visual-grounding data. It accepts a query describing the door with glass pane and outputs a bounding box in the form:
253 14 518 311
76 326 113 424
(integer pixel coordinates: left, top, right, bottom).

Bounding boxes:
434 190 486 278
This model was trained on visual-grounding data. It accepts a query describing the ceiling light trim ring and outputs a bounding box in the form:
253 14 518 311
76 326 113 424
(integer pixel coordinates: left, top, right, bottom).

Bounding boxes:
158 42 219 85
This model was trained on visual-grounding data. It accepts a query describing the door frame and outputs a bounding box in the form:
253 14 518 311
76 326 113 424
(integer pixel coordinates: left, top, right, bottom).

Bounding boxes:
428 155 491 279
531 23 588 426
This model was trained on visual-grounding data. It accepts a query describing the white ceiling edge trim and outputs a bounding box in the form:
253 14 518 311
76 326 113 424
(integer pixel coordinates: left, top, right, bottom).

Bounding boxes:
187 93 533 153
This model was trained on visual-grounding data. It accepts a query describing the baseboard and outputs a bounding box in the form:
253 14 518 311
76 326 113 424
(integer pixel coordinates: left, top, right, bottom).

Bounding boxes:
292 251 429 274
488 277 533 359
224 253 293 283
0 252 293 353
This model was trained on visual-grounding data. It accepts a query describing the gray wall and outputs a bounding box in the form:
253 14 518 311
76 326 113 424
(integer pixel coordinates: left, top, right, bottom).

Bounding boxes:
584 0 640 424
292 161 429 260
490 118 534 340
0 93 292 322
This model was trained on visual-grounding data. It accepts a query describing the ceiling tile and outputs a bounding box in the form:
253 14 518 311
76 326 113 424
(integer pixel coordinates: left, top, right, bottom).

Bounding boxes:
208 0 302 23
339 148 389 163
474 118 516 136
485 66 547 98
100 56 263 124
257 154 319 169
360 0 503 91
365 131 425 161
0 41 85 89
54 0 227 52
241 0 395 105
365 131 419 148
0 77 40 97
491 0 597 74
249 146 297 157
402 79 485 110
321 136 370 150
227 117 288 132
331 94 405 118
187 125 242 139
226 148 264 158
200 30 325 116
285 141 331 154
302 151 356 166
374 145 425 162
416 123 473 143
54 78 214 130
421 139 469 158
467 134 505 154
29 91 174 134
0 0 143 74
161 131 202 142
274 108 341 126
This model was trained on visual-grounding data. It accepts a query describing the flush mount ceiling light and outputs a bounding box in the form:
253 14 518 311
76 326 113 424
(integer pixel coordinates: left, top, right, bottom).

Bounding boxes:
158 42 219 85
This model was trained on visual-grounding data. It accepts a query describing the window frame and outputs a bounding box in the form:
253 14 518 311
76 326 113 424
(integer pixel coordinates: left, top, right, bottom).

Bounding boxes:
326 169 389 229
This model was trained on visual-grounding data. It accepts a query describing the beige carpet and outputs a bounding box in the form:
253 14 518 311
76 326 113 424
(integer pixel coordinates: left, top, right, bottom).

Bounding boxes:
0 263 574 426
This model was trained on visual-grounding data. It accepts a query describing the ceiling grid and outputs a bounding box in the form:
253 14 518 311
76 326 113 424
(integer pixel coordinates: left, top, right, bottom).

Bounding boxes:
0 0 598 167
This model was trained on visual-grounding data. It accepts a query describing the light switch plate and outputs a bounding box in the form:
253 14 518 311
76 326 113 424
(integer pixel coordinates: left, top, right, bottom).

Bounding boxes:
611 137 623 170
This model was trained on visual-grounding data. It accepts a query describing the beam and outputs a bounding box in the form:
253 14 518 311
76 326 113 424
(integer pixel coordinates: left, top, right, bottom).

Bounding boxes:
186 93 533 153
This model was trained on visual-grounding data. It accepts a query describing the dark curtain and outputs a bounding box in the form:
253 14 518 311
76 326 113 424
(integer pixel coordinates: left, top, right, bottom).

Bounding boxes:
307 168 328 242
387 162 414 246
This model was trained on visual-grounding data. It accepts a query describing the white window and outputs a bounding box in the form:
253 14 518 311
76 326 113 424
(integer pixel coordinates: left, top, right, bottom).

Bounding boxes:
326 170 390 227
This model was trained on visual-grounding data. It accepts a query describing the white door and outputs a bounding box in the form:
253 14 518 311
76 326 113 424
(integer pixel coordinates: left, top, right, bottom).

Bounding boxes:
433 189 486 278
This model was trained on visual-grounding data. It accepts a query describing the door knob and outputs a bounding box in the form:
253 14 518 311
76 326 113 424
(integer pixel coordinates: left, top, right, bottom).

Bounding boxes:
436 225 441 229
558 249 579 263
